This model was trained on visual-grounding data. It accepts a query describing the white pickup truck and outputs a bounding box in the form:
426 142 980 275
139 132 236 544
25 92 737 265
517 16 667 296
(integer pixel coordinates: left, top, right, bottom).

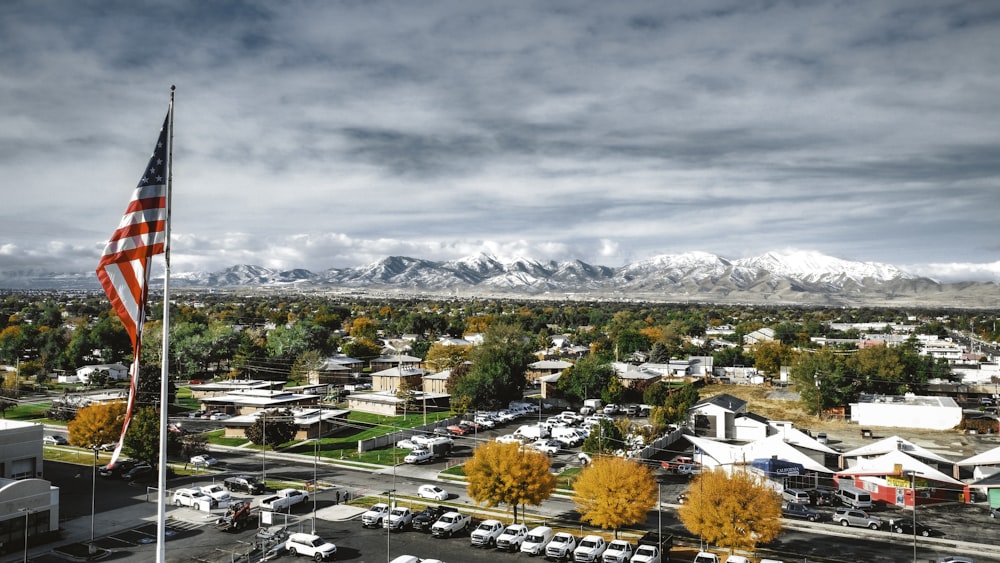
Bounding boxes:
361 503 391 528
496 523 529 552
259 488 309 512
545 532 577 560
602 539 633 563
383 507 414 531
573 535 607 562
430 511 471 538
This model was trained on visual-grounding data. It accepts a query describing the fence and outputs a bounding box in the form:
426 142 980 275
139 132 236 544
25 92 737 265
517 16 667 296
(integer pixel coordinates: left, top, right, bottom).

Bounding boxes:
356 416 462 453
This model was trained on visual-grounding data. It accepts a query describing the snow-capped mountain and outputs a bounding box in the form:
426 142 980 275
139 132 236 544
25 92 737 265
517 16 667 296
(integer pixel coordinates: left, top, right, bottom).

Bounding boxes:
3 250 998 307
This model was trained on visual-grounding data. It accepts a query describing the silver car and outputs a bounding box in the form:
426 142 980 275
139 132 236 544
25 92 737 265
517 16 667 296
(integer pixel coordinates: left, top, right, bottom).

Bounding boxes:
832 508 881 530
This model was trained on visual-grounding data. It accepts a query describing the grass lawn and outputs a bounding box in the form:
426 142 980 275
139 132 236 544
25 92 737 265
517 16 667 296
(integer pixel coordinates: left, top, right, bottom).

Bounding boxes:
2 401 52 421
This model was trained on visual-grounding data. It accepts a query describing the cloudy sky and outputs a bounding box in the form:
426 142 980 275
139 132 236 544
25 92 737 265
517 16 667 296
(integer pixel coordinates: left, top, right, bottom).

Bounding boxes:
3 0 1000 282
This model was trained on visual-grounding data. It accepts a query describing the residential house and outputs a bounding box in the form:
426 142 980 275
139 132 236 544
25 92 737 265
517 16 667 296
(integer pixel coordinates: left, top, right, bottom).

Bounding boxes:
689 393 748 440
371 365 428 393
309 355 364 386
197 388 321 416
526 360 572 385
743 327 775 346
369 354 422 373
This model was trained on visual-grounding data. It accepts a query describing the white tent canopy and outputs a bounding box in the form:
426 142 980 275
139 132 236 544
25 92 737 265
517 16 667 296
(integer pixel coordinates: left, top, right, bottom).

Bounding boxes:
840 435 953 464
956 444 1000 467
836 449 964 487
686 434 833 474
768 423 839 455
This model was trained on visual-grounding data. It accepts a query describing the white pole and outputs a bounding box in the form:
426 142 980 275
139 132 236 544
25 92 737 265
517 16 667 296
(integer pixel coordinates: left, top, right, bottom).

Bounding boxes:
155 85 175 563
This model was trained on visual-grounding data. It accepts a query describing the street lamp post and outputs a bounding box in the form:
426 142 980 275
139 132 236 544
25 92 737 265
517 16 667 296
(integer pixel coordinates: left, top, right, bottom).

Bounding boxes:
20 507 30 563
261 412 266 482
906 470 923 563
312 439 319 534
90 446 99 554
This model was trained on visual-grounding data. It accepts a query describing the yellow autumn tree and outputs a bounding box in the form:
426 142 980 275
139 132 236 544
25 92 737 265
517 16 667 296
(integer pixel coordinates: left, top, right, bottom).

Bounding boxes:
464 441 557 523
424 341 471 371
68 401 127 448
572 456 657 536
677 469 783 553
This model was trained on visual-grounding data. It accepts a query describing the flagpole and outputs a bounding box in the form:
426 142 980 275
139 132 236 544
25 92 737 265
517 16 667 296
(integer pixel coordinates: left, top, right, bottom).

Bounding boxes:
156 85 175 563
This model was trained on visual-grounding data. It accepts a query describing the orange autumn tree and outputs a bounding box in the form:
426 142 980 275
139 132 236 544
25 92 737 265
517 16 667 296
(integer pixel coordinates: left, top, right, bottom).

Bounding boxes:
465 441 556 523
678 469 783 553
572 456 657 537
68 401 126 448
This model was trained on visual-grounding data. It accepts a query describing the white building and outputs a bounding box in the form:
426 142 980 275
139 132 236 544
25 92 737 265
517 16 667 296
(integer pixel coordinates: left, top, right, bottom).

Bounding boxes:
0 420 60 549
849 394 962 431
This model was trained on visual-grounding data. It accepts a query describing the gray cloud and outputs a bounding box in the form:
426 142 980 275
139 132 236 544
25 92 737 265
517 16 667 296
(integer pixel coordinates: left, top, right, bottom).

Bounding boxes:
1 0 999 284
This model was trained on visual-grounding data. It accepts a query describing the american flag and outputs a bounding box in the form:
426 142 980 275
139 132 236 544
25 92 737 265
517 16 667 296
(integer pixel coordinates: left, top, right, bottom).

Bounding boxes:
96 109 171 467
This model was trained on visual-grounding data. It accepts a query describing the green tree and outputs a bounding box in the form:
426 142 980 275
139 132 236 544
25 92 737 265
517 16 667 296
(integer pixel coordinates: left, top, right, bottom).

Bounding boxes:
750 340 791 376
556 354 615 404
464 441 557 523
245 409 297 448
291 350 324 384
789 348 850 415
341 337 382 363
572 457 657 537
452 324 534 410
123 406 181 464
582 419 625 455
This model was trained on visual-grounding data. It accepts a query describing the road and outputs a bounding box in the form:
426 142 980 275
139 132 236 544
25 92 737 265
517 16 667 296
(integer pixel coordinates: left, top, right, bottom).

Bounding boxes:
39 445 1000 563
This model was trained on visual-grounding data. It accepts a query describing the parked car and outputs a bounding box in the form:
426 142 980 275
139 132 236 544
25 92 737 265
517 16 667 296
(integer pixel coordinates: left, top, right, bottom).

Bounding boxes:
417 484 449 500
99 458 140 479
411 505 448 533
383 507 414 531
782 502 820 522
496 523 529 552
832 508 882 529
122 464 155 481
470 519 504 548
430 511 471 538
197 484 231 506
190 454 218 467
520 525 554 556
223 475 265 495
693 553 720 563
283 532 336 560
934 558 975 563
260 488 309 511
172 488 214 511
573 534 607 562
404 449 433 464
545 532 577 560
890 518 936 536
602 538 633 562
361 503 391 528
43 435 68 445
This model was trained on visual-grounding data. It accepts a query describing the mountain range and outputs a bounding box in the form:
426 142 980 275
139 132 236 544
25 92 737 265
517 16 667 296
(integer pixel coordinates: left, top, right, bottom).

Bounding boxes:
3 250 999 308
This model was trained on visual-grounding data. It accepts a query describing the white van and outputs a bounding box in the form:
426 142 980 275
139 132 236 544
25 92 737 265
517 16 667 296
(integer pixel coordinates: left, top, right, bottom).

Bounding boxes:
782 488 810 504
520 525 554 556
836 485 873 509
